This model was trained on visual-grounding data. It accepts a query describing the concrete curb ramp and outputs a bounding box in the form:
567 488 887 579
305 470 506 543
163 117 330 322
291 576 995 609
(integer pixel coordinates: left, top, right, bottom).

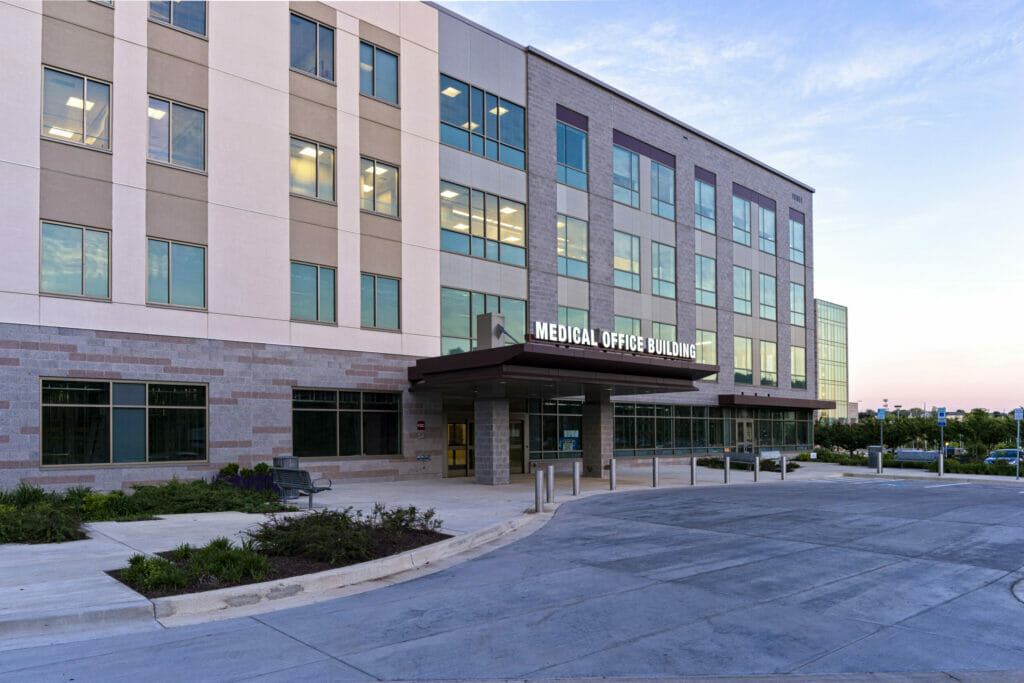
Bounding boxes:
153 513 541 621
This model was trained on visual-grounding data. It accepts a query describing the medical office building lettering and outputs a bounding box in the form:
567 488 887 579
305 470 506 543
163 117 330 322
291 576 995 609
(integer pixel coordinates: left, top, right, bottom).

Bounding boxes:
533 322 697 360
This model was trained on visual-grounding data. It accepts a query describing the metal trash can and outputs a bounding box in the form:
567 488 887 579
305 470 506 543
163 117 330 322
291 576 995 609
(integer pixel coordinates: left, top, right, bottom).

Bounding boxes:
867 445 883 469
273 455 299 469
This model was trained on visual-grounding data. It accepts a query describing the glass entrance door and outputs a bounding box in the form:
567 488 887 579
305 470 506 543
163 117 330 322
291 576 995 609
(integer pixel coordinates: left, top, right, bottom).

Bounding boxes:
509 420 525 474
735 419 755 454
447 421 474 476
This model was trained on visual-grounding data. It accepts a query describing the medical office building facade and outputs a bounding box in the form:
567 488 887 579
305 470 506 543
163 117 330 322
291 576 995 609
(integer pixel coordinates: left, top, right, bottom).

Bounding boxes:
0 1 830 490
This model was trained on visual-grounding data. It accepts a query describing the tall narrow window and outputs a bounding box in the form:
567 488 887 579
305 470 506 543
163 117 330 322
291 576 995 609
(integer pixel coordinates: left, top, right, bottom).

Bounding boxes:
760 341 778 386
694 176 716 233
696 329 717 381
147 239 205 308
734 337 753 384
40 222 109 299
791 346 807 389
148 97 205 171
360 158 398 216
613 231 640 291
732 195 751 246
615 316 640 336
290 14 334 81
759 274 776 321
558 306 589 329
733 266 751 315
651 161 675 220
149 1 206 36
557 215 588 280
289 137 334 201
790 282 806 326
439 75 525 169
360 274 400 330
758 206 776 254
42 68 110 150
291 262 335 323
651 242 676 299
612 146 640 208
359 42 398 104
790 211 805 264
556 121 587 190
695 255 716 307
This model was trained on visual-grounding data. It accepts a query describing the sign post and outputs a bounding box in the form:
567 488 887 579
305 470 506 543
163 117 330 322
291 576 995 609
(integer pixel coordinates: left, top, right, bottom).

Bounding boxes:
878 408 886 460
937 407 946 477
1015 408 1022 481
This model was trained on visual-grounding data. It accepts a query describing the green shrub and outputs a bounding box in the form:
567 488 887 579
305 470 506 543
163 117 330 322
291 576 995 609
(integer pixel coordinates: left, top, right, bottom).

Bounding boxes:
218 463 240 477
696 457 800 472
0 503 85 544
119 537 270 592
253 462 270 475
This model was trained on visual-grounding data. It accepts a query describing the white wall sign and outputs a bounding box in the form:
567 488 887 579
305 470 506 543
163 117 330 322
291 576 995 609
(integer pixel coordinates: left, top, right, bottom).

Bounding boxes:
533 322 697 360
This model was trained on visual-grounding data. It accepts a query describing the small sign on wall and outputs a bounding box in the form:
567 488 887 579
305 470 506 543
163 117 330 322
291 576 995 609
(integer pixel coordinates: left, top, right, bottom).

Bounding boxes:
416 453 431 461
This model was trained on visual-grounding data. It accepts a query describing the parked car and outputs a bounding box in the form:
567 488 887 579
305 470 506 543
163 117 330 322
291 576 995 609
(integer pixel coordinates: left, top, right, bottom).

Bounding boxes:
984 449 1021 465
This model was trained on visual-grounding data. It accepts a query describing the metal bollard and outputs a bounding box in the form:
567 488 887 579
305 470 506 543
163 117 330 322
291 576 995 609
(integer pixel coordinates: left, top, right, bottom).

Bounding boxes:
877 453 883 475
535 468 544 513
690 456 697 485
781 456 787 480
573 460 581 495
724 456 730 484
754 455 760 482
938 452 944 477
546 464 555 503
652 457 660 488
610 458 617 490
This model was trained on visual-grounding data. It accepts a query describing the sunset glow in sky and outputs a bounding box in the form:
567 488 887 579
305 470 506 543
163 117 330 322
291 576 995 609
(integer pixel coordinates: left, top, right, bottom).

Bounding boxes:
443 0 1024 413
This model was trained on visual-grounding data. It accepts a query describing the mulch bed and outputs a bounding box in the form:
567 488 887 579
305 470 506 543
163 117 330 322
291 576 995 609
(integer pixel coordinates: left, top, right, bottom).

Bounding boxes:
107 529 451 599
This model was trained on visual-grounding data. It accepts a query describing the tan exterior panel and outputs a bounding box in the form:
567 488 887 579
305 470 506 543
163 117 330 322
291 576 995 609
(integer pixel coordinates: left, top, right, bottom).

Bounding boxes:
290 97 337 147
289 195 337 229
360 211 401 243
289 1 336 28
40 169 112 230
40 139 112 182
358 21 400 54
146 191 208 244
359 97 401 134
148 50 209 109
147 21 208 67
42 16 114 81
147 163 208 203
289 70 336 109
42 1 114 37
359 118 401 164
360 234 402 278
290 221 338 267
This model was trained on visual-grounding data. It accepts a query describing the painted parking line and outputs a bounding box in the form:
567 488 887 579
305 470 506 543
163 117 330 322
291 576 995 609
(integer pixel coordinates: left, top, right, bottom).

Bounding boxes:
925 483 970 488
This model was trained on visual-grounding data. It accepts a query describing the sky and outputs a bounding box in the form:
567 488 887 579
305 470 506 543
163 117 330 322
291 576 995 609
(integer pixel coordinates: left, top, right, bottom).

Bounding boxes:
441 0 1024 413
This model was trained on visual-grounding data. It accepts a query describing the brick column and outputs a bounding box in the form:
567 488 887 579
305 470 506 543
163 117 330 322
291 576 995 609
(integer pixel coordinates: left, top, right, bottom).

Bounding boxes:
474 397 510 485
582 388 613 478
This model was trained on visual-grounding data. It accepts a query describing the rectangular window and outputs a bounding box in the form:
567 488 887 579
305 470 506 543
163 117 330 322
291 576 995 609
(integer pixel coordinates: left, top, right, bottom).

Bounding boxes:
792 345 807 389
732 195 751 246
760 341 778 387
149 1 205 36
439 181 525 266
359 42 398 104
612 146 640 207
290 14 334 81
790 282 806 326
696 329 717 382
439 74 525 169
694 178 716 233
695 254 716 308
558 306 589 329
651 241 676 299
790 214 805 264
758 206 776 254
557 214 588 280
41 379 206 465
148 97 205 171
528 399 583 460
289 137 334 201
292 389 401 458
733 266 751 315
147 239 205 308
556 121 587 190
360 157 399 216
614 316 640 337
651 161 675 220
360 274 399 330
759 274 776 321
652 322 675 342
613 231 640 290
291 262 335 323
734 337 753 385
40 222 108 299
440 287 526 355
41 68 110 150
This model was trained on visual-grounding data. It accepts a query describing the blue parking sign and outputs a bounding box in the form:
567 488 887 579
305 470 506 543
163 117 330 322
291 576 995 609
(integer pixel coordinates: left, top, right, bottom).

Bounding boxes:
1016 408 1023 422
878 409 886 419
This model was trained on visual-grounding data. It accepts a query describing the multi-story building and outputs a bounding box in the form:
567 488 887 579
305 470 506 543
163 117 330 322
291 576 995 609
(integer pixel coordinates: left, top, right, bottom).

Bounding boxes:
816 300 849 422
0 1 832 490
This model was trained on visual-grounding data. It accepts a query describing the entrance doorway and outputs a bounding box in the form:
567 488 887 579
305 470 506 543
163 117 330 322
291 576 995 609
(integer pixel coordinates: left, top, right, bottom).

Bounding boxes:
509 419 525 474
447 421 474 476
735 419 755 454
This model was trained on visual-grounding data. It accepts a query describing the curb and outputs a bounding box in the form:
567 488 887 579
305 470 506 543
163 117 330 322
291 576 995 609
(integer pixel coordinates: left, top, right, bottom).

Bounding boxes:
152 512 544 620
843 472 1024 486
0 600 154 641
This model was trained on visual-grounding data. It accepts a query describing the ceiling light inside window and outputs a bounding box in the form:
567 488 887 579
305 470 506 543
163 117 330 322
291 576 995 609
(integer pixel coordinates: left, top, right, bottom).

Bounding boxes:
360 63 373 71
48 127 75 139
489 106 508 116
440 190 459 199
374 166 389 175
300 146 317 158
362 184 374 193
441 86 461 98
500 206 518 214
66 97 94 111
147 107 167 120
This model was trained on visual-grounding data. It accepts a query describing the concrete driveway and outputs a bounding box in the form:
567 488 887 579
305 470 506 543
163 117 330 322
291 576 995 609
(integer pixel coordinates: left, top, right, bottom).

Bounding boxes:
4 477 1024 680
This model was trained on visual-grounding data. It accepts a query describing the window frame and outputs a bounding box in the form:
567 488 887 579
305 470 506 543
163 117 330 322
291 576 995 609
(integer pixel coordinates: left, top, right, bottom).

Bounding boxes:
612 145 640 208
614 315 641 337
613 230 641 291
148 0 207 39
791 345 807 389
439 74 526 170
440 286 527 355
39 221 111 301
695 254 716 308
733 266 752 315
790 282 806 327
557 214 589 281
291 388 403 459
760 340 778 387
652 321 676 342
439 180 526 267
359 41 399 106
290 261 336 324
790 216 806 264
556 120 588 190
759 273 777 321
360 156 400 217
696 329 717 382
651 241 676 299
694 178 716 234
147 95 207 173
758 205 776 255
732 195 751 246
39 378 208 467
651 160 675 220
360 273 401 331
289 12 335 83
288 136 335 202
145 237 207 310
41 66 112 152
734 336 753 385
558 306 589 329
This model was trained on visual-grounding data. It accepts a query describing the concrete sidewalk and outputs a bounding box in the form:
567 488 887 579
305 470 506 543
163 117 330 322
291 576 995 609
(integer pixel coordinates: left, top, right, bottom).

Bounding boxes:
0 459 1014 653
